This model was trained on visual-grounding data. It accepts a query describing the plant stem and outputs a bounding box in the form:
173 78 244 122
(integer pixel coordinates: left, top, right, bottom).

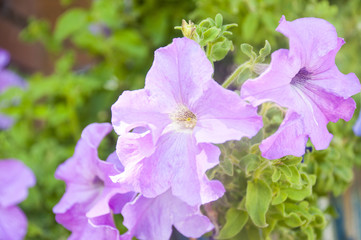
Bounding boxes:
222 61 250 88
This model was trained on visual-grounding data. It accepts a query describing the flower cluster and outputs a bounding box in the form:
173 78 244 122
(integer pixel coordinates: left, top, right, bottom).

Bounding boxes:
0 159 35 240
241 16 360 159
54 37 262 239
53 16 360 240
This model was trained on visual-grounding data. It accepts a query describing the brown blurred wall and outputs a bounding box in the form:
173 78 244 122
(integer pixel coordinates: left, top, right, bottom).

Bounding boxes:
0 0 91 74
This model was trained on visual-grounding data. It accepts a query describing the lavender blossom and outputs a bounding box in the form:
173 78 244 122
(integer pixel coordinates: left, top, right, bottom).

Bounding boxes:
353 111 361 136
120 190 213 240
53 123 135 239
241 16 361 159
111 37 263 206
0 49 26 130
0 159 36 240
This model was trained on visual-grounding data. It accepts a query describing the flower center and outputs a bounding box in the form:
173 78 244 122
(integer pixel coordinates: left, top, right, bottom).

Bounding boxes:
291 68 311 86
170 105 197 130
92 176 104 188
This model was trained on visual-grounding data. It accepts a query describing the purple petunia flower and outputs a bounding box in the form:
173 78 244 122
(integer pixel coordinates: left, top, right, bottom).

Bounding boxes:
241 16 361 159
120 190 213 240
111 37 263 206
0 159 36 240
0 49 27 130
53 123 135 239
353 111 361 136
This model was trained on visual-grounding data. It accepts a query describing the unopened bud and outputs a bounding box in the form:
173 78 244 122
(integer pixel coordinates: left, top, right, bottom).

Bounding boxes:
181 19 196 39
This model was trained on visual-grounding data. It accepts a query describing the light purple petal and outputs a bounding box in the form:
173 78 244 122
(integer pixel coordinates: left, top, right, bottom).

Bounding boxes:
0 114 14 130
241 49 301 108
115 124 155 167
145 38 214 111
113 132 224 206
242 17 360 158
309 65 361 98
301 83 356 123
111 89 169 140
0 205 27 240
172 142 225 205
54 122 133 219
276 16 339 70
0 70 26 93
353 111 361 136
260 111 308 159
193 80 262 144
0 49 10 69
0 159 35 207
56 204 119 240
121 190 213 240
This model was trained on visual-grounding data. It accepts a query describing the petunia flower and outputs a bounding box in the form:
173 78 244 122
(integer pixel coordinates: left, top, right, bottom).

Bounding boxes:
353 111 361 136
241 16 361 159
53 123 135 239
120 190 213 240
0 159 36 240
0 49 27 130
111 37 263 206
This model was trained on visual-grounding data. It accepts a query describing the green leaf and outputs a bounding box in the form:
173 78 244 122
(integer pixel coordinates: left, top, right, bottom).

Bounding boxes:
220 157 234 176
54 9 87 41
271 168 281 182
282 184 312 201
278 164 292 179
241 43 257 60
272 190 287 205
215 13 223 28
202 27 221 43
55 51 75 74
246 179 272 227
210 39 233 61
242 12 259 41
288 165 301 185
218 208 248 239
302 226 315 240
255 40 271 63
281 156 302 166
284 212 305 228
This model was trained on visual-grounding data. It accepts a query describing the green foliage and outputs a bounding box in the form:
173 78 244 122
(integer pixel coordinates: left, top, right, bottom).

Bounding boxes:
2 0 361 239
176 13 237 63
246 179 272 227
217 208 248 239
212 96 357 239
2 0 197 239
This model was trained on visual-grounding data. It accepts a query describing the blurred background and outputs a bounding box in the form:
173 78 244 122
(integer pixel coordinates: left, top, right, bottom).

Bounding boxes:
1 0 361 239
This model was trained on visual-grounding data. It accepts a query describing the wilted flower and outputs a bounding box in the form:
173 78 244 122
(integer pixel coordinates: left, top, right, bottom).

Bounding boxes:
0 159 35 240
241 16 361 159
53 123 134 239
111 37 263 206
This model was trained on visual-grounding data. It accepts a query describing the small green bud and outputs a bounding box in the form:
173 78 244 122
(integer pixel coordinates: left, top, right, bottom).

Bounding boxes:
181 19 196 39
